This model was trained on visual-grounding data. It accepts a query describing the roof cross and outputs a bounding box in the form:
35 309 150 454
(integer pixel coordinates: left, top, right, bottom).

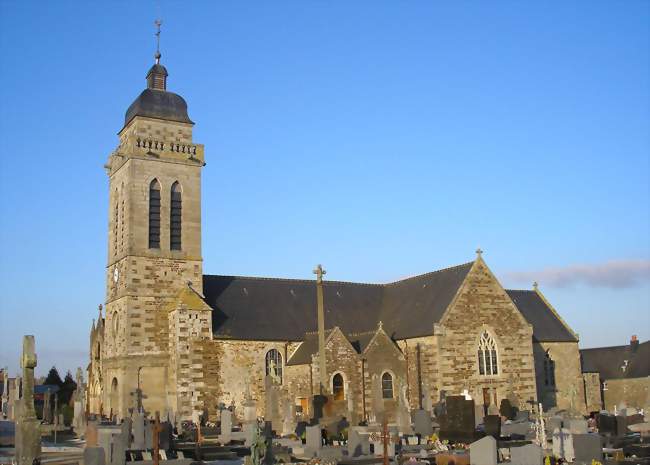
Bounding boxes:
154 19 162 64
313 264 326 284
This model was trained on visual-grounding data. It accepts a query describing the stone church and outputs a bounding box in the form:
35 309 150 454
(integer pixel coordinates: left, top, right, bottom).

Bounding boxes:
87 53 588 424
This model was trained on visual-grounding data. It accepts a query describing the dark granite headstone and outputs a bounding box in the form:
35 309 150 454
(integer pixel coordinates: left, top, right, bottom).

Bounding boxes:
311 395 327 425
439 396 476 443
573 433 603 464
500 399 516 420
597 413 616 435
484 415 501 439
626 413 644 426
263 421 274 465
158 422 171 450
615 416 627 436
295 421 307 440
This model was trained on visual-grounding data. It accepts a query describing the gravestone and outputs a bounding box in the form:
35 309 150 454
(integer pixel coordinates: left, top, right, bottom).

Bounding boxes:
348 427 370 457
469 436 497 465
311 395 327 425
440 395 476 443
220 409 232 444
396 380 412 434
158 421 171 450
243 398 257 424
573 433 602 464
615 415 627 436
569 418 588 434
500 399 516 420
626 413 644 426
475 403 485 427
144 421 153 449
552 428 574 462
484 415 501 439
510 443 543 465
243 422 256 447
15 335 41 465
262 421 274 465
515 410 530 422
73 367 86 437
84 447 106 465
132 412 145 449
597 413 616 434
502 420 530 438
413 409 433 436
306 425 322 453
546 416 562 434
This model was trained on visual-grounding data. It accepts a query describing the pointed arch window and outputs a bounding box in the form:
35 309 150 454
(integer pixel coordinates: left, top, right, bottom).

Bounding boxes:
544 352 556 386
381 372 394 399
477 331 498 376
332 373 345 400
148 180 161 249
265 349 283 383
170 182 182 250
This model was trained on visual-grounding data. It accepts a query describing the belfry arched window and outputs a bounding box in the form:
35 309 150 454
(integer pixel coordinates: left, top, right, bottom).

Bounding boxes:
544 352 556 386
381 372 394 399
477 331 498 376
265 349 283 383
332 373 345 400
170 182 182 250
148 179 161 249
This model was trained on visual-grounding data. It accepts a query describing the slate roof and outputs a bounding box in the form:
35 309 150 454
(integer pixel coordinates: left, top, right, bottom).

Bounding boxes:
506 290 578 342
203 262 473 341
202 261 578 344
580 340 650 379
124 88 193 127
286 329 385 366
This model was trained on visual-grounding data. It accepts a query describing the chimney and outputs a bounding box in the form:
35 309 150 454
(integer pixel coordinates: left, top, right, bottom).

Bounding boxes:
630 335 639 352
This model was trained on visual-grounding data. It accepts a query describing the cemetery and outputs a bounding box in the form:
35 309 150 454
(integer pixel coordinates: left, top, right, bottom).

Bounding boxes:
2 335 650 465
0 6 648 465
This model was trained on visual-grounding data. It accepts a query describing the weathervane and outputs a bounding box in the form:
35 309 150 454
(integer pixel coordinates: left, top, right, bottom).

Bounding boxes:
154 19 162 64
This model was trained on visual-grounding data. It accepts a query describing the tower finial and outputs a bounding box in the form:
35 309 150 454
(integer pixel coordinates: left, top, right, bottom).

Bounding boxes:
533 281 539 291
476 247 483 257
154 19 162 64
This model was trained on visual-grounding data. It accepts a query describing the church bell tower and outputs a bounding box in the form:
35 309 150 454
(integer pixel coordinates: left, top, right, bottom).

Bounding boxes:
102 27 205 419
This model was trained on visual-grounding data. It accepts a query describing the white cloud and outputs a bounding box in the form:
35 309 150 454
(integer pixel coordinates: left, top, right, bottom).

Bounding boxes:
504 259 650 289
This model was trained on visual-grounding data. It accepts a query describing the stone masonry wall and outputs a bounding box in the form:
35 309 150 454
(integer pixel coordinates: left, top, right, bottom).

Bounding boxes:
582 372 602 413
438 259 536 410
365 330 407 422
311 329 363 422
603 377 650 412
534 342 586 413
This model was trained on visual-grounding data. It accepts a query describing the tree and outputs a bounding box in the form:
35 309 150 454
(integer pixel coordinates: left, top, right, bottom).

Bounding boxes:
44 367 63 387
60 371 77 405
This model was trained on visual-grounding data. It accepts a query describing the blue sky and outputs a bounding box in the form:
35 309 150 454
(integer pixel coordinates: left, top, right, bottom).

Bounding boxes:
0 1 648 376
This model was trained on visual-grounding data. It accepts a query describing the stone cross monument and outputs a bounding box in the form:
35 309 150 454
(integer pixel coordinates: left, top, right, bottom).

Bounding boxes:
15 335 41 465
313 264 327 393
1 366 8 419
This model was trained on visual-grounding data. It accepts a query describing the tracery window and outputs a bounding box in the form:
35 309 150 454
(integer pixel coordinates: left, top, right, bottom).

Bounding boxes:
265 349 283 383
148 179 161 249
170 182 182 250
477 331 498 376
332 373 344 400
381 372 394 399
544 352 556 386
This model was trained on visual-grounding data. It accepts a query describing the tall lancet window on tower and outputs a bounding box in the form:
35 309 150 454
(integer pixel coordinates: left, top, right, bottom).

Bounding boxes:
148 179 161 249
477 331 499 376
170 182 182 250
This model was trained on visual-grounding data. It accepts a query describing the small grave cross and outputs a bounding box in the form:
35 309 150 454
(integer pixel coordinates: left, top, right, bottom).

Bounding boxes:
153 411 162 465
